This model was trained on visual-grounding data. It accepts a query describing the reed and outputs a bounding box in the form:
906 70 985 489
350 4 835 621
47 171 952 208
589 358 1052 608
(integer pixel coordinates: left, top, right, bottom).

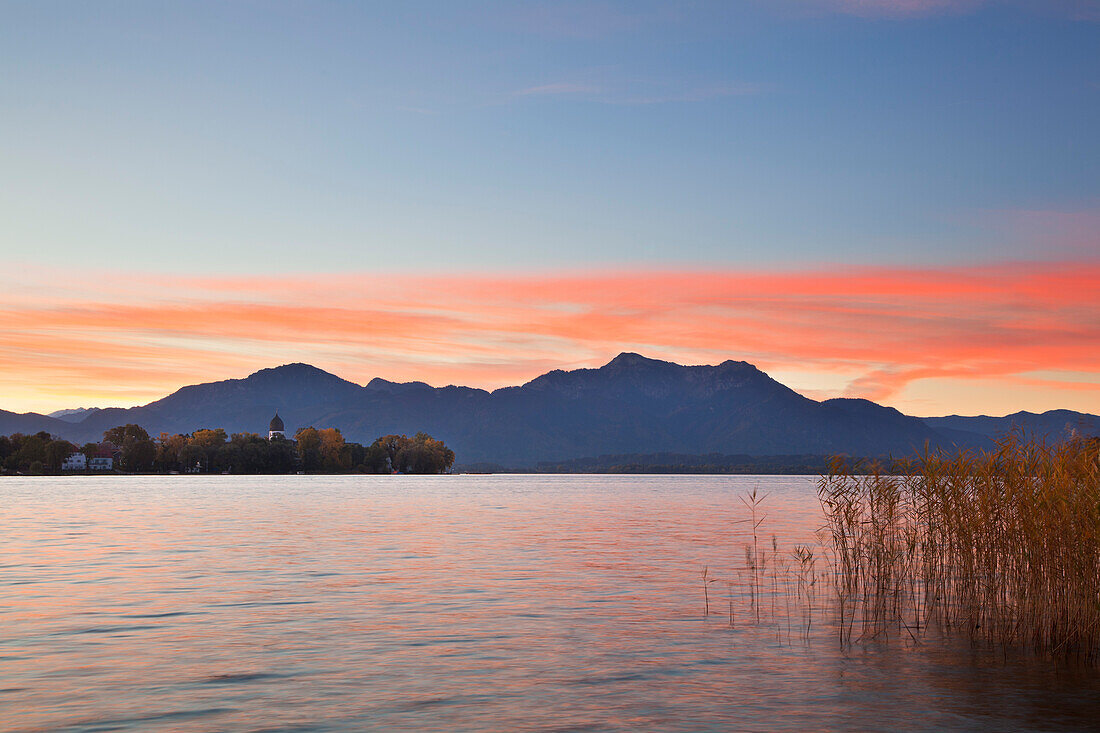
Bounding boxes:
819 434 1100 660
700 435 1100 663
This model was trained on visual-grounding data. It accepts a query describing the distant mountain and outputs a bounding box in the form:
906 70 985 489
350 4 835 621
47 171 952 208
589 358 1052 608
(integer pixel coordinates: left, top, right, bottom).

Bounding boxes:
72 363 366 443
0 409 73 437
922 410 1098 443
47 407 102 423
3 354 1095 467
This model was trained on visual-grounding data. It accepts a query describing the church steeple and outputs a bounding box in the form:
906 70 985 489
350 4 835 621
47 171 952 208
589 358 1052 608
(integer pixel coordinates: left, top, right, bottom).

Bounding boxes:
268 412 286 440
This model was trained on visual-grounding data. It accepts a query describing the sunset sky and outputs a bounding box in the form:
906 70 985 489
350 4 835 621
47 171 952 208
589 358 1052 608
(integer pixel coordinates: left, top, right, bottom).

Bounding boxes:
1 1 1097 415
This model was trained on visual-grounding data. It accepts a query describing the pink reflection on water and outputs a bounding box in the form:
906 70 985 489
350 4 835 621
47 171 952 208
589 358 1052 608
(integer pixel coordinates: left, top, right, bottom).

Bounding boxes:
0 475 1096 731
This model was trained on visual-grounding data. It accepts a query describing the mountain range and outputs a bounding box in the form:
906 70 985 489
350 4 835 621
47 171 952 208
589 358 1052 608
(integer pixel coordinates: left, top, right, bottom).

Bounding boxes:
2 354 1096 468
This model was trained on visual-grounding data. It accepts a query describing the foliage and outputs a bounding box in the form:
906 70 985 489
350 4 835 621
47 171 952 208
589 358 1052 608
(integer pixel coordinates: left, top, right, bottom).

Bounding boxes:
101 424 156 472
1 432 50 473
103 424 150 446
370 433 455 474
1 424 455 475
44 439 77 472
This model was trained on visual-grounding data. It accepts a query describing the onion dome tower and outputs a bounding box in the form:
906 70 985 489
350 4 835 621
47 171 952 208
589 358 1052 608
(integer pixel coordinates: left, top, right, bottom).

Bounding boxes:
268 412 286 440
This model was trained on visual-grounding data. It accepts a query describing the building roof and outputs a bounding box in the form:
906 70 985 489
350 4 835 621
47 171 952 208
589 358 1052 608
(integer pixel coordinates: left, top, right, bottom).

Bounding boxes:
269 413 285 432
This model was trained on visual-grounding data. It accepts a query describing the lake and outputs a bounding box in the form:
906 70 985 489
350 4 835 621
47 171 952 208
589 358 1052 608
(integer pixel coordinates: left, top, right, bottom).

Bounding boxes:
1 475 1097 731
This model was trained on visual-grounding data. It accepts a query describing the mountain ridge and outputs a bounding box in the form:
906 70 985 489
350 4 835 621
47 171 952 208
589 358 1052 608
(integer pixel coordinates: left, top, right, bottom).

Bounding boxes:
3 355 1096 467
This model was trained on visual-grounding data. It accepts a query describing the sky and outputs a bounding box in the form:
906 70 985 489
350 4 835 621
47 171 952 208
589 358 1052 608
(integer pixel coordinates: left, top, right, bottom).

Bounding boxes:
1 0 1097 415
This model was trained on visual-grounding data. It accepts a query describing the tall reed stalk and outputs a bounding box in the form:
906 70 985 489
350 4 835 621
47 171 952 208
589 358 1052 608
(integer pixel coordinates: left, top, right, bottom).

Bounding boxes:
819 434 1100 660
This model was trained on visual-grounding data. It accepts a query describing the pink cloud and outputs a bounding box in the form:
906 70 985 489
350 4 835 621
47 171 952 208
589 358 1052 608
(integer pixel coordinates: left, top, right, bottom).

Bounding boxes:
1 260 1098 414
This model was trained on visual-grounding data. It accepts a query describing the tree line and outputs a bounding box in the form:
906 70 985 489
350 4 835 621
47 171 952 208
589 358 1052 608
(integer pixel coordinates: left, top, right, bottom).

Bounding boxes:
0 424 454 475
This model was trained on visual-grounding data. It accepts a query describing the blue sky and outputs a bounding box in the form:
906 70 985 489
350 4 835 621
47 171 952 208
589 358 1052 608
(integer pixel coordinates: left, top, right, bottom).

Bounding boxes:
2 0 1097 274
1 1 1098 415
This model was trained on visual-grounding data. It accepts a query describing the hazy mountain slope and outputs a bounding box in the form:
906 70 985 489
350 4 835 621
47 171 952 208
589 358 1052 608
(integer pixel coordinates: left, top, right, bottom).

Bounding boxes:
0 409 74 439
47 407 101 423
922 410 1098 443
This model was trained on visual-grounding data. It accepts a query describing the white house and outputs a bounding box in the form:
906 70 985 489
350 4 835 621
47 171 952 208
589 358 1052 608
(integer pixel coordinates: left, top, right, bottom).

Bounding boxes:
61 452 87 471
89 455 113 470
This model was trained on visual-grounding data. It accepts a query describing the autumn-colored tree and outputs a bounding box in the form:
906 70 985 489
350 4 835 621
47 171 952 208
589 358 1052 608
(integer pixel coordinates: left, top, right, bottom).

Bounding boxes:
369 432 453 474
318 428 347 471
295 427 322 472
156 432 189 470
394 432 455 474
1 423 451 475
190 428 228 448
375 434 408 472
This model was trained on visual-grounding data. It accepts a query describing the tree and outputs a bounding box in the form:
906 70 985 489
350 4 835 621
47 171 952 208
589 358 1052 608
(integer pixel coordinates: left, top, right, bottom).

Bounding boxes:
215 442 241 473
45 439 77 472
264 437 298 474
375 434 409 472
13 434 47 472
371 432 454 474
0 424 451 476
179 443 206 472
103 424 150 446
295 427 322 472
156 433 189 471
190 428 228 448
122 439 157 472
361 443 389 473
318 428 347 472
395 433 455 474
189 429 229 472
101 424 159 472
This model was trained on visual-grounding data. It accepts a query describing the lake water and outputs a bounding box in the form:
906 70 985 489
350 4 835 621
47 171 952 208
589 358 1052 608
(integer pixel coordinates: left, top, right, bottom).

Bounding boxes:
1 475 1097 731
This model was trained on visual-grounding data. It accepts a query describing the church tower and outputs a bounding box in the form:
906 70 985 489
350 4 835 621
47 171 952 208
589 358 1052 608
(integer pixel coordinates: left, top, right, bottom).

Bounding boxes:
268 412 286 440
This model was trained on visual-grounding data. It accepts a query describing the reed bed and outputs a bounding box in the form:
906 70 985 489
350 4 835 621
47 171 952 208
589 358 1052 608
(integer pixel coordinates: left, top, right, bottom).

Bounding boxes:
703 435 1100 662
821 435 1100 660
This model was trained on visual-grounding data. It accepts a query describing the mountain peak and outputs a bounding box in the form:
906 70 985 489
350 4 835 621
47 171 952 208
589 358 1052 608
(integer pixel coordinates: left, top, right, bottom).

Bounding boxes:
47 407 103 423
249 363 339 379
366 377 433 394
604 352 669 369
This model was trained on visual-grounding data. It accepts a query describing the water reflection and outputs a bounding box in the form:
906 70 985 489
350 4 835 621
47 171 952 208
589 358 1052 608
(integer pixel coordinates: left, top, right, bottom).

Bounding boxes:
0 475 1096 731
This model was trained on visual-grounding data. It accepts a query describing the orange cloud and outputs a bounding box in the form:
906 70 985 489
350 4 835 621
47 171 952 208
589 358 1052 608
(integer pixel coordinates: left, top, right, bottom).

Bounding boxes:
1 260 1098 415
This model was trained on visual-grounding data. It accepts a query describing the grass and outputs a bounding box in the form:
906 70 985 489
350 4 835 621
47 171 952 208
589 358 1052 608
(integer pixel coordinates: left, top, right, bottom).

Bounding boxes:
705 435 1100 662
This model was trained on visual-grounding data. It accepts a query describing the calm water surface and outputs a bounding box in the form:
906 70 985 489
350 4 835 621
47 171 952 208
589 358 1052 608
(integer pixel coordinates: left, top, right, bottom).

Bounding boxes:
1 475 1097 731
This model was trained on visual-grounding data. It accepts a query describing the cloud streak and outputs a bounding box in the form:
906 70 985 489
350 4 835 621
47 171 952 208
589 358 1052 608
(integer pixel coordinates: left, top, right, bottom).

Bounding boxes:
1 260 1098 414
793 0 1100 20
513 83 603 96
820 0 984 17
511 81 764 104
